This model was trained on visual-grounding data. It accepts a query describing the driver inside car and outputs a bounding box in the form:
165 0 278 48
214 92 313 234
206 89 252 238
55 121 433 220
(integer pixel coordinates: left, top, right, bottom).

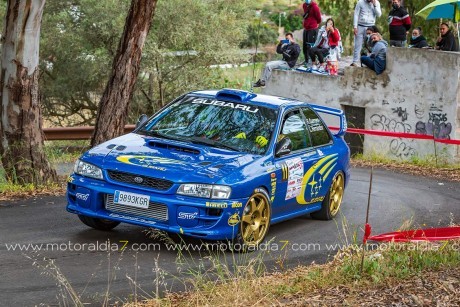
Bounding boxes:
233 132 268 148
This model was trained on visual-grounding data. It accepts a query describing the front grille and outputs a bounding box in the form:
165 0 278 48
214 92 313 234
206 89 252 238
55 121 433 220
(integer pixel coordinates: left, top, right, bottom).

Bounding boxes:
105 195 168 221
107 170 173 191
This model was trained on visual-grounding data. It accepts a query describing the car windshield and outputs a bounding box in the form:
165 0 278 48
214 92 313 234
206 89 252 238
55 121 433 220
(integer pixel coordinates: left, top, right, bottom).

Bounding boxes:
138 95 278 155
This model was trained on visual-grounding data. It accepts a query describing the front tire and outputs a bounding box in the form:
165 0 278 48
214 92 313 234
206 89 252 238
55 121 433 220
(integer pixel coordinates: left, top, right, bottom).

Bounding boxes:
233 189 271 251
78 215 120 231
311 171 344 220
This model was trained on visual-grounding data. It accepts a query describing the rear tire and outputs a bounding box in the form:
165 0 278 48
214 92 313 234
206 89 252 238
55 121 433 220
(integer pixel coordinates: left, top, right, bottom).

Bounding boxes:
232 189 271 252
311 171 344 220
78 215 120 231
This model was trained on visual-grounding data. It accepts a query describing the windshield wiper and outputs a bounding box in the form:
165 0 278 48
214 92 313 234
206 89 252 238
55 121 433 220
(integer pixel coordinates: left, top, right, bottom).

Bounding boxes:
139 130 186 142
189 137 239 152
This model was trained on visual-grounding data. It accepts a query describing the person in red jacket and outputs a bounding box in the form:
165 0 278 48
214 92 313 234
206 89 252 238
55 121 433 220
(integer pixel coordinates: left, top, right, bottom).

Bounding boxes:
302 0 322 65
308 18 339 72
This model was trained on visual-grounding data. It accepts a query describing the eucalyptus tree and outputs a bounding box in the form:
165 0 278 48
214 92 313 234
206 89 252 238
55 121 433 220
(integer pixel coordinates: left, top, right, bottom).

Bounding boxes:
0 0 57 184
90 0 158 146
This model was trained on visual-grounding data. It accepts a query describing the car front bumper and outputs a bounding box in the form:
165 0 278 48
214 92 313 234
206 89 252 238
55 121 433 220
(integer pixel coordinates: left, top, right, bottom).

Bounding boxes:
66 174 246 240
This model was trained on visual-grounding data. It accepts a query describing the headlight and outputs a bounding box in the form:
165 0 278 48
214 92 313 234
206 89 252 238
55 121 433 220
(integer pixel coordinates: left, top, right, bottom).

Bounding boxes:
73 159 103 180
177 184 231 199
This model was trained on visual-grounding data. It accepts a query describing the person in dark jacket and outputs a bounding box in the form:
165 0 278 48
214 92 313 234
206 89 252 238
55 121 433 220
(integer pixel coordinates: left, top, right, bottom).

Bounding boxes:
253 33 300 87
388 0 411 47
435 23 459 52
302 0 322 64
408 27 429 48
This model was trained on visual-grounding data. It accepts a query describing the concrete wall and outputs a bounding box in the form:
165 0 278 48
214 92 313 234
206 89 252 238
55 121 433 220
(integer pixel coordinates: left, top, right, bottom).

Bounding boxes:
263 47 460 161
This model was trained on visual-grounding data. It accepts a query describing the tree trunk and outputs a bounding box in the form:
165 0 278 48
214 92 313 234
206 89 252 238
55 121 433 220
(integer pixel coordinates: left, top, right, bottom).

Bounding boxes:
91 0 158 147
0 0 57 185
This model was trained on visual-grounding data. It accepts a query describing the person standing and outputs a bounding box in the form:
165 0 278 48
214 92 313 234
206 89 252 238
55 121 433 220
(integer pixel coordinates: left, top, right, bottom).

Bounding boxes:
388 0 411 47
302 0 322 65
352 0 381 66
435 23 459 52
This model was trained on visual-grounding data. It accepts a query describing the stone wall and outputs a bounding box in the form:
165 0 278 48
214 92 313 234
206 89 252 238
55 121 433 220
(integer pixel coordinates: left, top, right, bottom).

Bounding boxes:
262 47 460 161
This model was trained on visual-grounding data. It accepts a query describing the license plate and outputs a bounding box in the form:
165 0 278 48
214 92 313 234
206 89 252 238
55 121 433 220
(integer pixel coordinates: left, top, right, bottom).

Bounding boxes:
114 190 150 209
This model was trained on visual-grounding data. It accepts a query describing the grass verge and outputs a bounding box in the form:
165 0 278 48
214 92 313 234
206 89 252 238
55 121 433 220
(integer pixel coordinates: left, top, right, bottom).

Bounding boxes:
352 152 460 182
132 240 460 306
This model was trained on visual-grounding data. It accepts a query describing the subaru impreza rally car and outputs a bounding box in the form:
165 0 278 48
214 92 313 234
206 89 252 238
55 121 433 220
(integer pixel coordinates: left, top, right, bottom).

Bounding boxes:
67 89 350 248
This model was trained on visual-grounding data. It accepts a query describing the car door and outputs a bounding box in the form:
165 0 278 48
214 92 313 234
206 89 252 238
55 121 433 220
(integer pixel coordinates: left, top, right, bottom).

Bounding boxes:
293 107 337 207
272 109 321 216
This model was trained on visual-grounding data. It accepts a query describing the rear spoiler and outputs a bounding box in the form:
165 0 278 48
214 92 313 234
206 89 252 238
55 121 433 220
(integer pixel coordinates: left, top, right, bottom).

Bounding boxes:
310 105 347 137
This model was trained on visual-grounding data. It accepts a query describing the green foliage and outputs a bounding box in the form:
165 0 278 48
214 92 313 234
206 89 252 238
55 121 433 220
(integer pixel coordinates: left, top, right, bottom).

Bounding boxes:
38 0 251 125
131 0 251 119
340 241 460 282
268 12 303 33
240 22 279 48
40 0 130 126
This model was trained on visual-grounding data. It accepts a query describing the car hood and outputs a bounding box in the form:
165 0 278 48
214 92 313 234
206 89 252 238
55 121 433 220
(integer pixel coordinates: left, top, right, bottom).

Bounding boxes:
86 133 258 184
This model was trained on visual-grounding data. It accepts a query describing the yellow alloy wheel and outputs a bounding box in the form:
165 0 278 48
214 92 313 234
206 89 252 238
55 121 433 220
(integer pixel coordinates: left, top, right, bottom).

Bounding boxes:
329 172 344 217
240 191 271 246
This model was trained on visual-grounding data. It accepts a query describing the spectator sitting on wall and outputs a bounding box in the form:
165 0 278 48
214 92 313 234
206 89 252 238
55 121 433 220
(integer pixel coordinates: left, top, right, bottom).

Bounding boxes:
362 25 381 55
253 32 300 88
360 32 388 75
408 27 429 48
435 22 459 52
388 0 411 47
308 18 340 72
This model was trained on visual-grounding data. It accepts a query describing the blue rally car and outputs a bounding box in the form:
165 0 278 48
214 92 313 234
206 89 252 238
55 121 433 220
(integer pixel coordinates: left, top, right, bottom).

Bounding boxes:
67 89 350 249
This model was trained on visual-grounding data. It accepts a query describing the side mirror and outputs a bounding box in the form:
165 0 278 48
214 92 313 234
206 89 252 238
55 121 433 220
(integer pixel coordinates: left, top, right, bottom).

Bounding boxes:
275 137 292 157
135 114 148 129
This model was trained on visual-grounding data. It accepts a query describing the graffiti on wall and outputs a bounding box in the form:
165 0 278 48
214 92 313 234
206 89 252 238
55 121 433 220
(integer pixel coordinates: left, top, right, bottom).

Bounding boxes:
415 105 452 139
414 103 425 119
390 138 416 158
391 107 408 122
370 113 415 158
368 103 453 159
370 114 412 133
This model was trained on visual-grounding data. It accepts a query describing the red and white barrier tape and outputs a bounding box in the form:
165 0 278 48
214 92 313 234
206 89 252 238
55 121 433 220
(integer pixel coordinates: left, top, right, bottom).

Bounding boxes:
329 126 460 145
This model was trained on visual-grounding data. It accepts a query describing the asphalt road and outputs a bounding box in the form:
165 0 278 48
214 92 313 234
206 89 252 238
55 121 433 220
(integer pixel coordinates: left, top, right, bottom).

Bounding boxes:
1 167 459 306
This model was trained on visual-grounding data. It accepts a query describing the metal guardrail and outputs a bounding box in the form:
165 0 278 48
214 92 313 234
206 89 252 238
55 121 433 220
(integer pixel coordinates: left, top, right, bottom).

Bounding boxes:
43 125 136 140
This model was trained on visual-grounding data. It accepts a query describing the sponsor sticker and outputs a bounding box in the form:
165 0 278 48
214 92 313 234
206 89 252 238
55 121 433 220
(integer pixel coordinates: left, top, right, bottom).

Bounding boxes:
270 173 277 202
231 202 243 208
307 118 324 132
76 193 89 201
190 97 259 113
228 213 241 226
178 212 198 220
285 157 304 200
206 202 228 209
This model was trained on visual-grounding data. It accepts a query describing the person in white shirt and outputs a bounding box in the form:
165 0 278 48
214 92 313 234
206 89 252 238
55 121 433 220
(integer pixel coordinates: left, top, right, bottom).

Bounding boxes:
351 0 381 66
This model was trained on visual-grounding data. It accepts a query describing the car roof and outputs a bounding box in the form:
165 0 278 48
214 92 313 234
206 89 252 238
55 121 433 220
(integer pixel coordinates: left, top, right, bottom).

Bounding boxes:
189 89 307 109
